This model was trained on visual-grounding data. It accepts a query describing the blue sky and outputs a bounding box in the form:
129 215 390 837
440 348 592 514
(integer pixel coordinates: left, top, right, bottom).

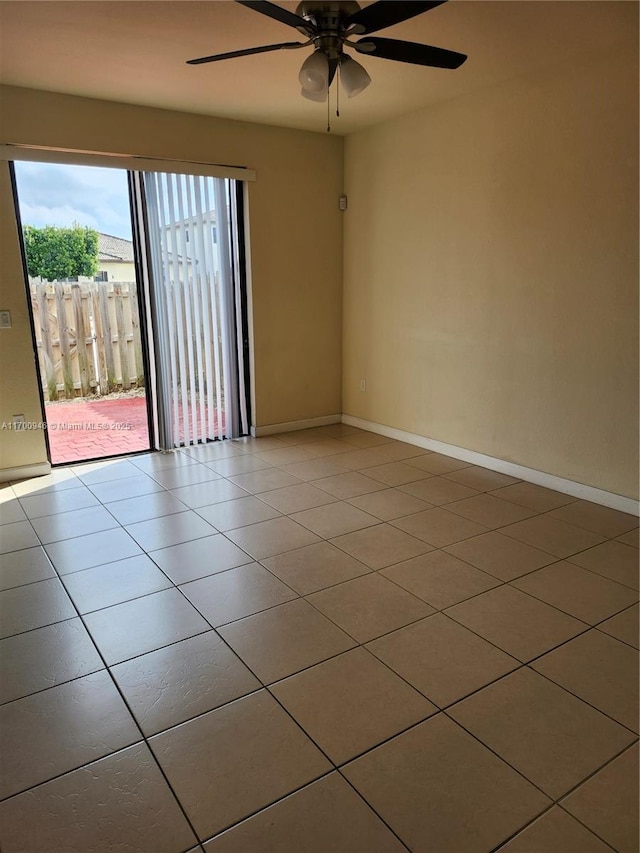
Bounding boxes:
13 161 133 239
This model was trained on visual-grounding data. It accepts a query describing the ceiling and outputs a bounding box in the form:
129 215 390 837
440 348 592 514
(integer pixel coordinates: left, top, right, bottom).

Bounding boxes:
0 1 635 135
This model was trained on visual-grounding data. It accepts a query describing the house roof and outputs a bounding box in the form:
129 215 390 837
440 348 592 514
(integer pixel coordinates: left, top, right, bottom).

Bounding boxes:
97 231 188 265
98 232 134 263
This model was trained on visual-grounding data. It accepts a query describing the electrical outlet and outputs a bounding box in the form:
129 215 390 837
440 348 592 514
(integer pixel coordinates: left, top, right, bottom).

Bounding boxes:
359 379 366 392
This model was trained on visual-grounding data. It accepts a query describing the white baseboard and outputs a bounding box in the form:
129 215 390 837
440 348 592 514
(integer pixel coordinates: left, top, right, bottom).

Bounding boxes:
342 415 639 516
252 414 342 437
2 462 52 483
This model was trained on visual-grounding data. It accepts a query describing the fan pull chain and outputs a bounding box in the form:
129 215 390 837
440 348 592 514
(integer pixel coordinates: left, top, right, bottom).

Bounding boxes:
326 84 331 133
336 65 340 118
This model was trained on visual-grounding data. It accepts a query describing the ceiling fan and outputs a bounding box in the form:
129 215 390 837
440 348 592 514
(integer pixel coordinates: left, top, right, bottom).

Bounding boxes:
187 1 467 103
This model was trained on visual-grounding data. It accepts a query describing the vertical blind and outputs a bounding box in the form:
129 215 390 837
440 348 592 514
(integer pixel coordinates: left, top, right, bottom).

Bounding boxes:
141 171 245 448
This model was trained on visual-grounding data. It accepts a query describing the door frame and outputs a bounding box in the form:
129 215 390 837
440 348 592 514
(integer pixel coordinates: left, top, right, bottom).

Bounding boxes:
3 143 256 459
9 160 155 466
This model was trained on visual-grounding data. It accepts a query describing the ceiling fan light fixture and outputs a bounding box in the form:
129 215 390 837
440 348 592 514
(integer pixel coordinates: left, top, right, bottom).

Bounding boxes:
300 86 328 102
339 54 371 98
298 49 329 93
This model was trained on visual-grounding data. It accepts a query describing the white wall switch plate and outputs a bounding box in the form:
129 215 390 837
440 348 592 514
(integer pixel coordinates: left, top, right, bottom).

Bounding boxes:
0 311 12 328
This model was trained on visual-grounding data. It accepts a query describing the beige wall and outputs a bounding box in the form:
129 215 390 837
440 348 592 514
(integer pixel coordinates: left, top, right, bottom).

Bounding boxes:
0 161 49 470
99 261 136 282
2 38 639 499
0 86 344 472
343 44 639 499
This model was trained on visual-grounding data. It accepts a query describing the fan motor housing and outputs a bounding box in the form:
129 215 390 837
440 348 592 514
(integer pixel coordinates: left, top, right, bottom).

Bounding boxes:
296 1 361 31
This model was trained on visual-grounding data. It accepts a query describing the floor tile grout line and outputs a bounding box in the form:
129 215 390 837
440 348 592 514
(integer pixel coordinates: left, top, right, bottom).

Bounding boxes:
439 702 609 808
534 506 640 538
508 572 640 618
0 613 78 643
442 605 594 668
3 516 637 659
325 529 435 565
21 519 123 549
251 675 417 851
3 586 627 736
509 571 639 623
13 484 100 516
492 525 627 561
488 800 615 853
0 740 146 805
330 704 558 827
0 659 106 708
432 536 633 632
4 664 634 844
566 598 639 632
2 441 638 846
12 552 210 848
557 556 640 593
550 809 620 853
7 449 640 538
0 512 40 555
134 682 267 740
359 605 635 743
226 570 638 758
551 751 640 851
45 542 147 578
364 639 526 713
4 482 637 619
179 488 637 592
3 600 572 734
512 619 630 670
196 768 338 846
269 665 435 772
111 561 363 846
299 584 436 647
554 738 639 805
0 569 66 594
523 663 640 738
375 559 515 612
488 802 560 852
593 619 640 652
381 553 635 618
336 768 414 852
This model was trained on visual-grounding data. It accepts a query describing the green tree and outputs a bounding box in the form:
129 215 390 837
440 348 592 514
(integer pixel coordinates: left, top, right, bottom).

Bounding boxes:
23 224 99 281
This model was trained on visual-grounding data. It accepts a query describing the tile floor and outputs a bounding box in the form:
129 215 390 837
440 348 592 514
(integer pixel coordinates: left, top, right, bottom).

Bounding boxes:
0 424 638 852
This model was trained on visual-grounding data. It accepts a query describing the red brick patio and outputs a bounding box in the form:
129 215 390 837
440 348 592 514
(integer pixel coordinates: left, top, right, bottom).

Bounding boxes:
45 396 227 464
45 397 150 464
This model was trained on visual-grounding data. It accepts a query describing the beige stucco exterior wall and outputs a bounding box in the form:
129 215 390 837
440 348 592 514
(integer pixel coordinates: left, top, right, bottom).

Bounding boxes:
99 260 136 281
343 44 638 499
0 85 344 474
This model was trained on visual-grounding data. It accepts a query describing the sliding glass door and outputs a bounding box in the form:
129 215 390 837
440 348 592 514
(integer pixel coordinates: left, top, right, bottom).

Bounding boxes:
11 161 153 465
131 171 250 450
9 151 251 464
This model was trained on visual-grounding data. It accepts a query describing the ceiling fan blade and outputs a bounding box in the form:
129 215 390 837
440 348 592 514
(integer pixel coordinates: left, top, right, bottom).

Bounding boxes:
236 1 311 31
344 1 447 35
355 37 467 69
187 41 305 65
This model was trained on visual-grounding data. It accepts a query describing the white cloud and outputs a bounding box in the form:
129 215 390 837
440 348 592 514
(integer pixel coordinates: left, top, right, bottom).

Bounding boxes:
19 202 101 230
14 161 133 238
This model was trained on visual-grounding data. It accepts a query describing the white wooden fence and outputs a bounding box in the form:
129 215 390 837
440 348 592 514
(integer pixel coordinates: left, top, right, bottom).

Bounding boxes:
29 278 145 401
